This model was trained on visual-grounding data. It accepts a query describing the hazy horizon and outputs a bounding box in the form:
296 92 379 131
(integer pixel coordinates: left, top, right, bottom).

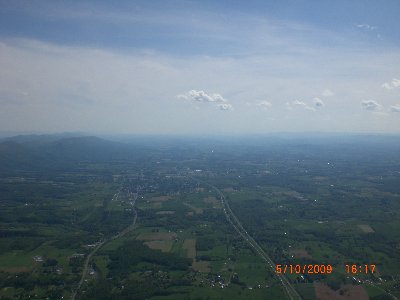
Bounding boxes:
2 130 400 141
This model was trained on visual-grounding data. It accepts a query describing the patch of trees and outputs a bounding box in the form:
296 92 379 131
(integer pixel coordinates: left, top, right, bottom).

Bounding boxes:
0 229 37 238
108 240 191 276
196 237 215 251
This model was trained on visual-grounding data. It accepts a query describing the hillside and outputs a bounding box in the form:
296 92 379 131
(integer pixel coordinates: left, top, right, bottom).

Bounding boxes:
0 135 135 174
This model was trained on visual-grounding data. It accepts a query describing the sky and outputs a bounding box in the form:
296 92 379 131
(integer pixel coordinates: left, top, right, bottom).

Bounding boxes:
1 0 400 135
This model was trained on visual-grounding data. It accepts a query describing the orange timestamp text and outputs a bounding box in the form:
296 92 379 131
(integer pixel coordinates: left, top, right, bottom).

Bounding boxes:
345 264 376 274
276 264 333 275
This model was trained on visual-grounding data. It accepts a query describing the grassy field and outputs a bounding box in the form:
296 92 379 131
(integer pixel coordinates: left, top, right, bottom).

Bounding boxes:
1 136 399 299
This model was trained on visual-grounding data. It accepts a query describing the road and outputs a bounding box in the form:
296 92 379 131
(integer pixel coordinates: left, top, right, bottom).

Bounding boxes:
70 187 138 300
205 182 301 300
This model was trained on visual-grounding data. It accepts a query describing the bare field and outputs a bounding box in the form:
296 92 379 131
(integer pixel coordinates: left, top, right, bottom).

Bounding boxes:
136 232 177 241
280 190 307 200
192 260 210 273
314 283 369 300
156 210 175 215
148 196 170 202
358 224 374 233
144 241 173 252
289 249 312 259
152 202 162 208
181 239 210 272
183 239 196 259
314 176 329 181
183 203 203 214
203 196 221 208
203 196 218 204
0 266 32 273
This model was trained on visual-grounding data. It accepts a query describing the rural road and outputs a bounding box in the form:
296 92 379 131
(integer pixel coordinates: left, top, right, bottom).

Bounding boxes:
70 187 138 300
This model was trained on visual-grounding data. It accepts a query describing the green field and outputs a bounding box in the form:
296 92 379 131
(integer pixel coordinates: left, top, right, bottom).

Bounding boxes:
0 135 399 299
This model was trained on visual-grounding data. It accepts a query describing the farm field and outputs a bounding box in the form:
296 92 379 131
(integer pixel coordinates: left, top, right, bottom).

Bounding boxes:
0 134 399 299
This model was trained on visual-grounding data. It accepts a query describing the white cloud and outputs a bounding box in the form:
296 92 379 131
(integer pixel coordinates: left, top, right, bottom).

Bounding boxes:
177 90 227 103
390 104 400 112
1 37 400 134
356 24 377 31
292 100 315 111
382 83 392 89
390 79 400 87
361 100 382 111
210 93 227 103
256 101 272 109
382 78 400 90
321 89 334 97
314 97 324 108
293 100 306 107
178 90 233 111
218 103 233 111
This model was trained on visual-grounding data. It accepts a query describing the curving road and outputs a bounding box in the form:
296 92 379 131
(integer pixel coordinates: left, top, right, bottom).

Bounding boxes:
70 188 138 300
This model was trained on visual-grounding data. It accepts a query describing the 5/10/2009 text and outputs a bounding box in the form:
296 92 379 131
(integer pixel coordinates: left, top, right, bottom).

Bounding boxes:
276 264 333 274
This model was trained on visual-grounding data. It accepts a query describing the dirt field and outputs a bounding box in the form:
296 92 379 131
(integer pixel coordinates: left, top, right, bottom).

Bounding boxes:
272 190 307 201
281 190 308 200
203 196 218 204
152 202 162 208
358 224 375 233
0 266 32 273
314 283 369 300
148 196 170 202
183 239 196 259
289 249 312 259
203 196 221 208
156 210 175 215
183 203 203 214
314 176 329 181
182 239 210 273
192 260 211 273
144 241 173 252
136 232 177 241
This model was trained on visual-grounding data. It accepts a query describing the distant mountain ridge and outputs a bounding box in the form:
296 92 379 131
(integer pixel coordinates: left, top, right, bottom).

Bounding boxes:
0 134 135 174
2 133 400 175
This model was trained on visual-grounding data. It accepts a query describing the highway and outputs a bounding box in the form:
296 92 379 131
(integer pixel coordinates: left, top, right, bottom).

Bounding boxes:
206 182 301 300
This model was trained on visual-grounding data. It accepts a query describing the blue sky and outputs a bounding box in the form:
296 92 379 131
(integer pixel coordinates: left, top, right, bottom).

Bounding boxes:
1 0 400 134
